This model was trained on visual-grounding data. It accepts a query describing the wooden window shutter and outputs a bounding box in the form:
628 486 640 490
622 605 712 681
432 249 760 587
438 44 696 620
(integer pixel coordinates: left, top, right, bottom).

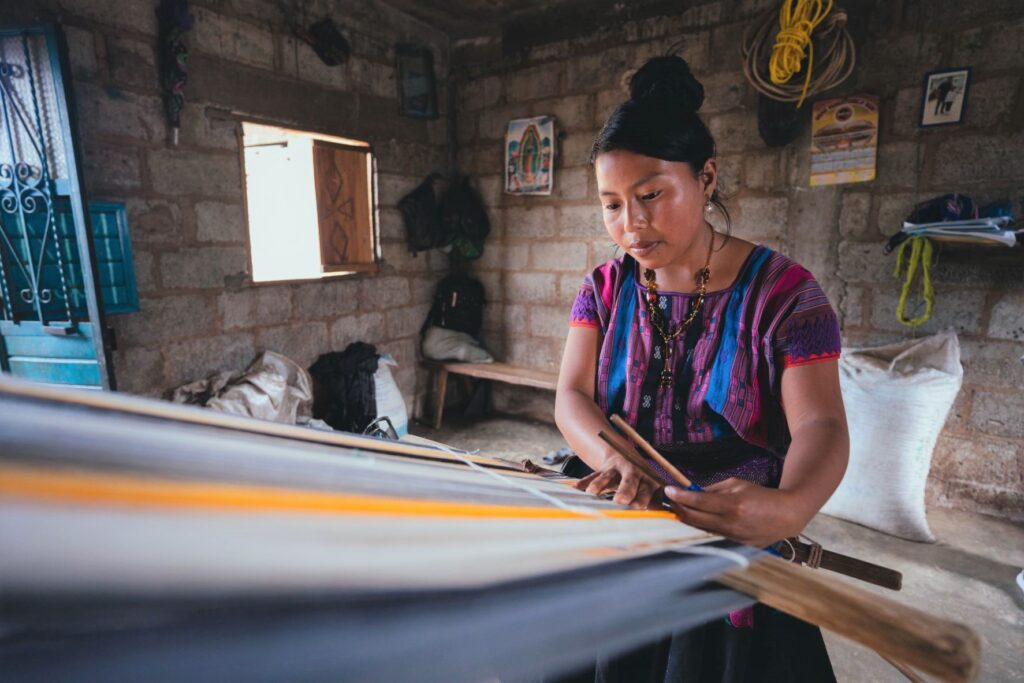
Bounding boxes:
312 140 376 272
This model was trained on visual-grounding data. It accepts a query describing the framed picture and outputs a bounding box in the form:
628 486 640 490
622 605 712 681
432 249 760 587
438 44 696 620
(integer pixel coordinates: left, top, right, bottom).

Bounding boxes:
505 115 554 195
395 45 438 119
920 68 971 128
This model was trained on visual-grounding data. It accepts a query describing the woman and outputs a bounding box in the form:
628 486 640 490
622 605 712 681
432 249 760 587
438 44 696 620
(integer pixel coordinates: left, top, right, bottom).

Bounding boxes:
553 55 849 682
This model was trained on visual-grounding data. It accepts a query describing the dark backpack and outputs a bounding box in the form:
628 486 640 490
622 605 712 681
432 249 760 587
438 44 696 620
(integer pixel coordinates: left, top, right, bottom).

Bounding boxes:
398 174 448 255
425 273 486 337
440 176 491 261
308 342 379 433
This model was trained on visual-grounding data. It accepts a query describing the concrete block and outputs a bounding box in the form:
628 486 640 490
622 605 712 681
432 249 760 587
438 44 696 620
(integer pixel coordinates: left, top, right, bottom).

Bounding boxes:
707 110 761 154
869 286 986 336
874 193 915 240
701 70 749 113
64 0 158 34
116 295 217 346
838 284 869 329
556 205 604 239
505 206 555 238
292 277 361 319
741 152 784 192
191 7 275 70
837 241 898 284
81 144 142 193
458 75 502 112
74 83 163 143
219 287 292 330
987 290 1024 341
179 106 242 151
952 17 1024 71
595 87 627 129
376 173 422 207
386 304 429 340
530 305 570 338
874 141 921 189
111 345 164 395
131 249 157 294
507 272 557 304
732 196 789 242
477 102 531 140
542 94 594 133
330 312 386 349
348 56 394 99
105 36 158 91
196 201 247 243
506 64 563 103
255 322 329 368
165 333 257 387
124 199 184 245
503 304 529 330
958 339 1024 389
529 241 589 272
564 46 632 93
838 192 873 241
148 150 243 199
359 275 412 312
969 391 1024 439
63 25 97 78
160 247 249 290
930 133 1024 187
561 274 585 305
552 166 590 201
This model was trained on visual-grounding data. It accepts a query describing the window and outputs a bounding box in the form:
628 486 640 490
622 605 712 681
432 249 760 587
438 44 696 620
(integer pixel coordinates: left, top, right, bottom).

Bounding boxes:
240 122 378 283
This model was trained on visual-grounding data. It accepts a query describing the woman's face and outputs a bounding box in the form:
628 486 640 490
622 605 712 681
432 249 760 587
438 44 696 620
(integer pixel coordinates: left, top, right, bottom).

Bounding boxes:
594 149 716 270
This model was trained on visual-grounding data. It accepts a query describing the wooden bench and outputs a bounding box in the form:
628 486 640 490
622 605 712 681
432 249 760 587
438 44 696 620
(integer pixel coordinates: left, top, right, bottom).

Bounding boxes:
425 361 559 429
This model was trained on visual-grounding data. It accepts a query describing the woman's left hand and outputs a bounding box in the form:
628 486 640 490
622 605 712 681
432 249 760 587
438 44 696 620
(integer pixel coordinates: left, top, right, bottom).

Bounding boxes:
663 478 812 547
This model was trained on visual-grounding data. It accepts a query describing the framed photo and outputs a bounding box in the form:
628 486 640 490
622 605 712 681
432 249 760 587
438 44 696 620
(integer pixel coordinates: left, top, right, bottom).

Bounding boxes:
505 115 554 195
920 68 971 128
395 45 438 119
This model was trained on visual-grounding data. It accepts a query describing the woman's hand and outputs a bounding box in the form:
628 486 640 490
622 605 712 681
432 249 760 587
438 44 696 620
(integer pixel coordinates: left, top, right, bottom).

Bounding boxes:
663 478 813 547
575 453 662 509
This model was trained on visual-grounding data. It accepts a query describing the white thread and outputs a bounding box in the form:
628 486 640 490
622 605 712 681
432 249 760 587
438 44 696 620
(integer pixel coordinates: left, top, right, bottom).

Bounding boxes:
432 443 605 518
668 543 751 569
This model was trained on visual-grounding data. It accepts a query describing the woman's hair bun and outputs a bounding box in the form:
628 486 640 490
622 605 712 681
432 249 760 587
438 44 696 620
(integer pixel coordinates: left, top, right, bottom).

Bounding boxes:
628 55 705 114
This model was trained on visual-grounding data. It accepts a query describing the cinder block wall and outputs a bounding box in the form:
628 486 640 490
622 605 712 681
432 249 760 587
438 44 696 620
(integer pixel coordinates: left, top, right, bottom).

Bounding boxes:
4 0 453 414
453 0 1024 519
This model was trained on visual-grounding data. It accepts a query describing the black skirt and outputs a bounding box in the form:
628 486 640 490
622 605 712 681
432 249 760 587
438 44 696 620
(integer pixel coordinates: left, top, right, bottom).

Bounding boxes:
544 604 836 683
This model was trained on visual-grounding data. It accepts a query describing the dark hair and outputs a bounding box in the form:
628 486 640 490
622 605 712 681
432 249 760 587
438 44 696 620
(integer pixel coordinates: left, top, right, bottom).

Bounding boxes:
591 55 730 230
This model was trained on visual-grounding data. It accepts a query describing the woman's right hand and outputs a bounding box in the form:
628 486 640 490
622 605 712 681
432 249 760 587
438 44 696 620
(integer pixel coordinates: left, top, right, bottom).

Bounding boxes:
574 453 662 509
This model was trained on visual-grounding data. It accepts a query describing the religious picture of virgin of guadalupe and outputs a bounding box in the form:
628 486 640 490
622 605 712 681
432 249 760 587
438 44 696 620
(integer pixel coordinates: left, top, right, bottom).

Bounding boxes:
505 115 554 195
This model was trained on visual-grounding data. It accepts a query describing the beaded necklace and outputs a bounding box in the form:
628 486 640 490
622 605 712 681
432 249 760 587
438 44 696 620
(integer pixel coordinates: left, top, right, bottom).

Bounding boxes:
642 227 715 388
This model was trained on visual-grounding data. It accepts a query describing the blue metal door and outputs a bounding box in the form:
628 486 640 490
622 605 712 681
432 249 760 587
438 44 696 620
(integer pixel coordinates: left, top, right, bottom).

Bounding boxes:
0 24 114 390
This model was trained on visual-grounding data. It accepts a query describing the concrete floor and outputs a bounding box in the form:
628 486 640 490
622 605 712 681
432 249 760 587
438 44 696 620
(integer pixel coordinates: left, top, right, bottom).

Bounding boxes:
412 415 1024 683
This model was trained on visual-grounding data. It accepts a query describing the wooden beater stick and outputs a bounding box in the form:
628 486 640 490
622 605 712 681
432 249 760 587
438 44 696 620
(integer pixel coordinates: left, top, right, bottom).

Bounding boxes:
596 431 666 485
609 414 695 489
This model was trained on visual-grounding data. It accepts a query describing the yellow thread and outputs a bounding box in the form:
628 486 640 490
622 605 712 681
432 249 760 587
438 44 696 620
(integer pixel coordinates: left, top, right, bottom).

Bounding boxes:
0 463 678 522
769 0 834 107
894 236 934 327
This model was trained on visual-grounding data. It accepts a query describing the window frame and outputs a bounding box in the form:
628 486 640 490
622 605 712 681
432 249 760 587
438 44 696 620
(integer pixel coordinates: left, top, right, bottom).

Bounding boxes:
236 119 380 284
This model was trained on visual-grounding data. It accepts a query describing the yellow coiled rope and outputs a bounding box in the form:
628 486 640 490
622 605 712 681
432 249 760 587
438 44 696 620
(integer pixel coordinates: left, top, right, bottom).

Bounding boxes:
768 0 835 106
894 236 935 328
742 2 855 105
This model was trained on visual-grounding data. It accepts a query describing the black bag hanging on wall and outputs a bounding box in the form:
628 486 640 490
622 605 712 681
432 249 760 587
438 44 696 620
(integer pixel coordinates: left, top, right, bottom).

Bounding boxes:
440 176 491 261
398 173 447 255
424 273 486 338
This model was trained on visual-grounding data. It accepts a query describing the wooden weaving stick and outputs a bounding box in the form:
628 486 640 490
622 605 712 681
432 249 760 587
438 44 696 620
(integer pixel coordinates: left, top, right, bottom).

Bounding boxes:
717 556 980 683
609 414 695 488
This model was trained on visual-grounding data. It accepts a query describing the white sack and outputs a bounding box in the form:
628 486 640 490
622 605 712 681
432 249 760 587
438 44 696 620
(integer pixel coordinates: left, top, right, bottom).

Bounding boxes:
823 329 963 542
375 353 409 437
422 326 494 363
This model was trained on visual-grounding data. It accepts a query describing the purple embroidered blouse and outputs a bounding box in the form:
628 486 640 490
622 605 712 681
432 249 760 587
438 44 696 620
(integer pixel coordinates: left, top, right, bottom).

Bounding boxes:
569 246 841 488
